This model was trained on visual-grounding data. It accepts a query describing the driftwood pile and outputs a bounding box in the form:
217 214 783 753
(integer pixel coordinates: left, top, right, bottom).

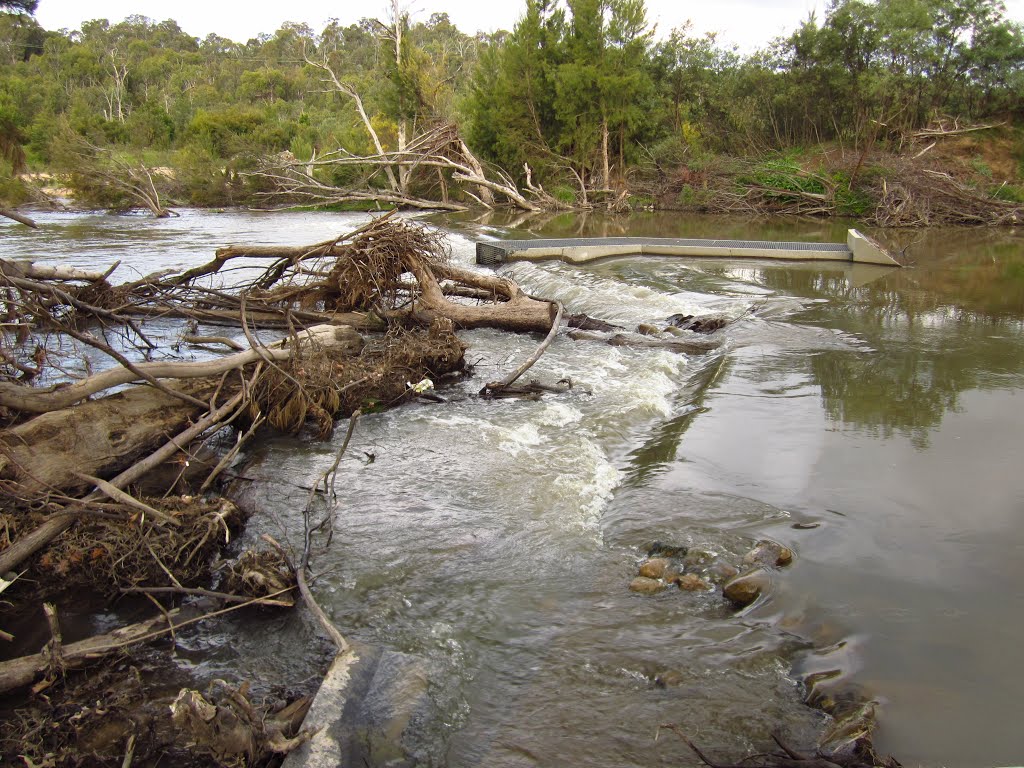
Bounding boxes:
0 213 557 765
640 145 1022 226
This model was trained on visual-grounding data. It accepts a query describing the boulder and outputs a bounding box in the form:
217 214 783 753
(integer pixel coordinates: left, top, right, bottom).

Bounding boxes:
677 573 711 592
682 547 716 570
647 541 688 559
705 560 740 583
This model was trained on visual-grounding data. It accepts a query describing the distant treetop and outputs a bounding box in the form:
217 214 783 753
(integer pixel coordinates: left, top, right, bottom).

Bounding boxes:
0 0 38 14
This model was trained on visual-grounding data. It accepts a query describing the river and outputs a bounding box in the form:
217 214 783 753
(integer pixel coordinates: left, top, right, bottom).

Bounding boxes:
3 209 1023 767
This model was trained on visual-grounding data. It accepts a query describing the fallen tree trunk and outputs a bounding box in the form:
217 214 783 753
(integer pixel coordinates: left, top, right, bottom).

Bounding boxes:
409 258 556 332
201 224 562 333
0 608 182 694
0 383 211 498
0 325 366 496
0 207 38 228
0 391 245 575
0 325 362 414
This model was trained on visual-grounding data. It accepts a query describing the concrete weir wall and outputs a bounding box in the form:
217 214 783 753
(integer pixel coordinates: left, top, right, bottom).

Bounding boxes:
475 229 901 268
283 644 431 768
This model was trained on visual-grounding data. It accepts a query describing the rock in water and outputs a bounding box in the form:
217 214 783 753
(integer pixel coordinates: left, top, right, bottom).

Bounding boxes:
722 568 771 607
683 547 716 570
629 577 667 595
647 541 688 559
677 573 710 592
638 557 671 579
741 539 794 568
705 559 739 583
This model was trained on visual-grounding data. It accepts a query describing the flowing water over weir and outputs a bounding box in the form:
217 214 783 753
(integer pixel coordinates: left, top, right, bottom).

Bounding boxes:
4 210 1024 767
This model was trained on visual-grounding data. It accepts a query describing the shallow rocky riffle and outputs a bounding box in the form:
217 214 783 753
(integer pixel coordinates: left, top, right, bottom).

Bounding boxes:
629 537 793 607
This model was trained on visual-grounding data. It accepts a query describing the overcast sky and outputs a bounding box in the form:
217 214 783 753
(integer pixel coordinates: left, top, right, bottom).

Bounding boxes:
33 0 1024 53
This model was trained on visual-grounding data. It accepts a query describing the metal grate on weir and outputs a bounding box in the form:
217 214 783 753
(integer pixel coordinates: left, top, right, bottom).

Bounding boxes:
476 236 854 267
475 229 903 267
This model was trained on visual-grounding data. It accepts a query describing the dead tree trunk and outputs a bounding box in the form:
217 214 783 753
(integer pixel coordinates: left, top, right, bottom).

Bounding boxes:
0 325 363 495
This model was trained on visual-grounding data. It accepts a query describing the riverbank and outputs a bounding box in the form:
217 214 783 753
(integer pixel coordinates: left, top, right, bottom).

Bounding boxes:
5 129 1022 229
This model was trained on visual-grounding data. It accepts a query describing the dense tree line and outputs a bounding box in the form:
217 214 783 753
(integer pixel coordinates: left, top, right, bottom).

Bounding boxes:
0 0 1022 211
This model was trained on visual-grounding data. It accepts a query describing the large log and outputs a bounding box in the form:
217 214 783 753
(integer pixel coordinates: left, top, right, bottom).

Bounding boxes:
0 609 181 694
0 324 363 414
411 260 556 332
0 383 208 497
0 326 364 497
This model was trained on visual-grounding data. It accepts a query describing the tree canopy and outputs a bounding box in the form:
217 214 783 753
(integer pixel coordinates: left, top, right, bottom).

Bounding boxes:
0 0 1021 210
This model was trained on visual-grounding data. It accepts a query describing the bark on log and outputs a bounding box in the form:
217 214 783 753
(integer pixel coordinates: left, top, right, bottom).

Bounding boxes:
0 324 362 414
123 305 382 331
409 259 556 332
0 259 115 282
0 391 247 574
0 384 209 497
0 609 181 694
0 208 38 228
0 326 363 496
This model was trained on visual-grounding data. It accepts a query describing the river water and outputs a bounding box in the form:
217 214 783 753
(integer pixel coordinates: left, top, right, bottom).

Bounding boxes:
4 209 1023 767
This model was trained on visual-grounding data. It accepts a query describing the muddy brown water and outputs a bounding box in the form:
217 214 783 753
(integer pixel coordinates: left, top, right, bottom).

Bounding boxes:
3 209 1023 767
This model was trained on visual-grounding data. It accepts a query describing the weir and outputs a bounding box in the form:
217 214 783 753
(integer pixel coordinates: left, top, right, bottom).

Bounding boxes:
476 228 901 267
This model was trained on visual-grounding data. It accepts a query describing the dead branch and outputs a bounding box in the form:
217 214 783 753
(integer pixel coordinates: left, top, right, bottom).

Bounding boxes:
0 324 362 414
0 208 38 228
121 584 295 608
251 122 543 213
62 137 177 218
0 608 182 694
482 301 563 396
304 50 400 193
182 334 244 351
300 412 359 652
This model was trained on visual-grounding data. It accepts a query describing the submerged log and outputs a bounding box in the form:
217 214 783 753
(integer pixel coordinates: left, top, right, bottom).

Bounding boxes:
568 329 721 354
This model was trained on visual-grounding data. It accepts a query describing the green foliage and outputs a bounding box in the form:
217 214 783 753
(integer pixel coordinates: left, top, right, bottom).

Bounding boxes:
0 167 28 201
970 157 993 178
0 0 1021 212
745 155 826 195
186 107 295 158
834 185 874 217
550 184 577 204
992 183 1024 203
